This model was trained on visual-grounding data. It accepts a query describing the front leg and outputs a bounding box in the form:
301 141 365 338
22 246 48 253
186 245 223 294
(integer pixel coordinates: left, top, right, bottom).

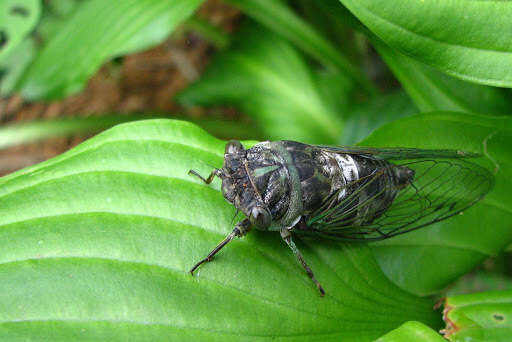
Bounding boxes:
280 227 325 296
190 219 252 274
188 168 222 184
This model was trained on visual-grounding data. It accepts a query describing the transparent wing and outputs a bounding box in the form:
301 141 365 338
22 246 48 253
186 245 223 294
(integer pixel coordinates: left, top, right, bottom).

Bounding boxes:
319 145 480 160
303 157 494 241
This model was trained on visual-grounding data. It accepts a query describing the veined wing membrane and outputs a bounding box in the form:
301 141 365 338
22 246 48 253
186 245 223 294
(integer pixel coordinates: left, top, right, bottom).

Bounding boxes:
303 154 493 241
319 146 480 160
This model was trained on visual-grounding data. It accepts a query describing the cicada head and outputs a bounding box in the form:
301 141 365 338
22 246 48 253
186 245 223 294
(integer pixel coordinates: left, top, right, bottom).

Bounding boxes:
220 140 273 231
219 140 244 204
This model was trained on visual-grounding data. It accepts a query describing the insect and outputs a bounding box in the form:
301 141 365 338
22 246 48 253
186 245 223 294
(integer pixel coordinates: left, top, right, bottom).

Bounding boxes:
189 140 494 296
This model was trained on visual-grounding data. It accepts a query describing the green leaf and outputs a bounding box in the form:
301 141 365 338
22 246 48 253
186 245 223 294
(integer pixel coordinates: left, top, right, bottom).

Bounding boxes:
0 119 439 341
338 0 512 87
363 112 512 295
45 0 77 16
177 22 347 144
443 290 512 341
36 0 81 41
226 0 377 96
0 0 41 62
340 91 417 145
295 0 353 50
0 38 36 96
372 38 512 115
376 321 445 342
0 115 264 151
16 0 203 100
1 0 80 96
0 115 153 149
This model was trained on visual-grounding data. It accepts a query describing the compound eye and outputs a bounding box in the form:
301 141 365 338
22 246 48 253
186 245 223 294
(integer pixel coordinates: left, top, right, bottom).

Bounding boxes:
221 179 235 203
225 140 244 155
249 206 271 229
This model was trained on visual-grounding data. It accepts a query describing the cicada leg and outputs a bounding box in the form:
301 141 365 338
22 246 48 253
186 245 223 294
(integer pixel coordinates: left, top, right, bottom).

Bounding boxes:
190 218 251 274
280 227 325 296
188 168 222 184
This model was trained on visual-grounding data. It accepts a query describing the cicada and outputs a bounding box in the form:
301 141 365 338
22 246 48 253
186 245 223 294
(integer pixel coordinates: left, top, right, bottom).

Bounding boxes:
189 140 494 295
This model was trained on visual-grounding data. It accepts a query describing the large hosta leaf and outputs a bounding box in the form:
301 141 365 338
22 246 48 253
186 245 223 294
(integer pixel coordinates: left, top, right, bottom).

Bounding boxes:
363 112 512 295
339 0 512 87
16 0 203 100
0 120 438 341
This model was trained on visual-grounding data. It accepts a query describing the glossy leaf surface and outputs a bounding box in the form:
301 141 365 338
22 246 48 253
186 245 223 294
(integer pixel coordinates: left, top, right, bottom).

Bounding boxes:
339 0 512 87
0 120 438 341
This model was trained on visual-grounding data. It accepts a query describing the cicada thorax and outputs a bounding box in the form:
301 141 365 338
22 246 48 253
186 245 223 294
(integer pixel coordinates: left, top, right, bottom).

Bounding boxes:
244 141 343 229
221 141 323 229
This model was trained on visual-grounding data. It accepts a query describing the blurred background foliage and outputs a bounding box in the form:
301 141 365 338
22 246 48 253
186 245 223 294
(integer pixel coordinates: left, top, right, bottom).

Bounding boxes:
1 0 512 340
